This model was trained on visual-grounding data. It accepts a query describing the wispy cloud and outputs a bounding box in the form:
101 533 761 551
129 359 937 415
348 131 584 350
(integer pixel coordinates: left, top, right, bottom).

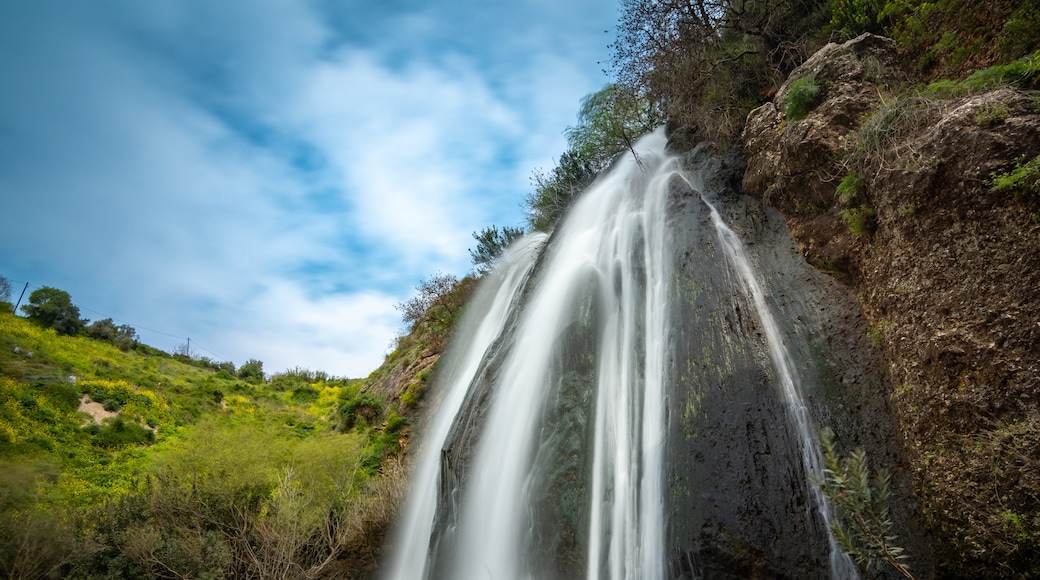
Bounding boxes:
0 0 617 377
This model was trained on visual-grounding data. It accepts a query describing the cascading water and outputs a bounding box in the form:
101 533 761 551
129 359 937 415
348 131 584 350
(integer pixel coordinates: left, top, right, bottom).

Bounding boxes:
385 129 894 579
385 234 546 580
687 177 858 579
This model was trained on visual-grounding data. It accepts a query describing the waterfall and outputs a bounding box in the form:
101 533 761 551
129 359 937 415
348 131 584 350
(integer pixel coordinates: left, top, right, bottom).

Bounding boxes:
385 233 546 580
386 129 866 579
687 178 859 579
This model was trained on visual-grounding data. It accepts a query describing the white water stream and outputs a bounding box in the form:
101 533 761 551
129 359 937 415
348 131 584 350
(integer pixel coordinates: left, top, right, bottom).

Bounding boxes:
386 130 856 579
687 177 859 580
384 234 545 580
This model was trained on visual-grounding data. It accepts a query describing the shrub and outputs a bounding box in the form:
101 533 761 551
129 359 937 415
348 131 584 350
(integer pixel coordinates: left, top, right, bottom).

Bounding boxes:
786 74 824 120
91 417 154 448
817 428 914 579
973 101 1010 125
990 154 1040 194
470 225 526 274
827 0 884 40
840 205 876 236
237 359 264 384
336 393 384 431
836 173 866 204
20 286 85 336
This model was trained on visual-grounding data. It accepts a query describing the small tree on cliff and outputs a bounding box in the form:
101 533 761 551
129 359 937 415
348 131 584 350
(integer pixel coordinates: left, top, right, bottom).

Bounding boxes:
470 225 526 274
396 273 461 331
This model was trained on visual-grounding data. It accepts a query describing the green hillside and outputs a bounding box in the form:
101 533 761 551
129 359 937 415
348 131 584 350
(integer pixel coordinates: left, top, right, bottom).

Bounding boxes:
0 310 405 578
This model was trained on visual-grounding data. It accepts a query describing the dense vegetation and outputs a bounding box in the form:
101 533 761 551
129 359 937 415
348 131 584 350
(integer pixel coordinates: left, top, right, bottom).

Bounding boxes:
610 0 1039 143
0 293 408 578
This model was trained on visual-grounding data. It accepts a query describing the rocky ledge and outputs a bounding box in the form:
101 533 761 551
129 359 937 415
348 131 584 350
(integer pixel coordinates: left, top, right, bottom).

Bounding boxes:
743 33 1040 577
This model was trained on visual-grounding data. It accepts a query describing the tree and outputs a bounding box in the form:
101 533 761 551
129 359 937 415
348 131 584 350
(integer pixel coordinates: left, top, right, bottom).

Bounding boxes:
87 318 139 351
613 0 831 142
395 273 460 330
238 358 265 384
469 225 526 274
21 286 85 336
524 84 664 232
0 276 11 303
565 84 664 171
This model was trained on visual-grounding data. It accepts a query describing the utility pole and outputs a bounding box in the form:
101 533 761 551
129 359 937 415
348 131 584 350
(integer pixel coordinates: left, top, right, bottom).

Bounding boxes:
187 337 191 358
13 282 28 314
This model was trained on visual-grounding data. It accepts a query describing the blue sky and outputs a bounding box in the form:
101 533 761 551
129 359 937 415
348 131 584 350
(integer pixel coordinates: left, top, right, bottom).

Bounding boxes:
0 0 620 377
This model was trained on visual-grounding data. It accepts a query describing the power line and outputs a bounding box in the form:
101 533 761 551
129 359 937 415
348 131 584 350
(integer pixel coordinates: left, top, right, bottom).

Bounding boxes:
3 277 231 363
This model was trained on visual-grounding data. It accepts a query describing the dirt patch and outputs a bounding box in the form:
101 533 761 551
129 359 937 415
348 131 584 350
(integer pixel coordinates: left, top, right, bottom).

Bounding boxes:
78 395 118 424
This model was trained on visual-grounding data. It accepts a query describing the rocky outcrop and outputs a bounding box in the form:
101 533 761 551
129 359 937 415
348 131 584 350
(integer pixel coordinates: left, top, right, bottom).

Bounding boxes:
743 33 1040 577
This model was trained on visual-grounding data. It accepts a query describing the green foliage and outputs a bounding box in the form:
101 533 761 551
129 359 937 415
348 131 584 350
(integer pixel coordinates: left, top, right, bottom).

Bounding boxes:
817 428 915 579
89 416 154 448
925 52 1040 97
86 318 139 351
21 286 85 336
990 154 1040 194
867 322 889 346
613 0 830 142
564 84 663 170
786 75 825 120
0 276 11 305
836 173 866 204
336 393 384 431
470 225 526 274
827 0 885 39
885 0 1039 75
973 101 1011 125
524 84 662 231
525 149 599 232
841 205 876 236
395 272 462 332
0 308 404 578
237 358 265 384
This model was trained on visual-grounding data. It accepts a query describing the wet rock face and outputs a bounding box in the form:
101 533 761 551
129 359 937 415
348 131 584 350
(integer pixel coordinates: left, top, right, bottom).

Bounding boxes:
742 32 1040 577
663 157 919 578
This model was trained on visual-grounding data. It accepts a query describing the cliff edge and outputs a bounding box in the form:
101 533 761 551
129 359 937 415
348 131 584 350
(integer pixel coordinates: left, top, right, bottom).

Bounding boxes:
743 33 1040 577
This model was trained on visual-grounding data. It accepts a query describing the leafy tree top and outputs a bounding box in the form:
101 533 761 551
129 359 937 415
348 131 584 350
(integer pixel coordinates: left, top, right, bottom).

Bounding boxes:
21 286 85 336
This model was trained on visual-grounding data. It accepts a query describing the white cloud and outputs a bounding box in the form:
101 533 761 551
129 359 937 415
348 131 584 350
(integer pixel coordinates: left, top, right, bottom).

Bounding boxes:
213 281 401 378
283 48 526 271
0 0 620 376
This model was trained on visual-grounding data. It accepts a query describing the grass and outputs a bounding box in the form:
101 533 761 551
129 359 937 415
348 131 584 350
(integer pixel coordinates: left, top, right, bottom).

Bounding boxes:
836 173 866 204
786 74 824 120
0 309 409 577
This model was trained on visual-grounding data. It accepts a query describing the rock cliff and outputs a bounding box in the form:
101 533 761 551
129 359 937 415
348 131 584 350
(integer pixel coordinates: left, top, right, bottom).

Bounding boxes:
743 33 1040 577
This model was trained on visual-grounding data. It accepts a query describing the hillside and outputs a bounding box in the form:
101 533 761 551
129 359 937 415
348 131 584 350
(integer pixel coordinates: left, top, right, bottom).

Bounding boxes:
0 310 407 578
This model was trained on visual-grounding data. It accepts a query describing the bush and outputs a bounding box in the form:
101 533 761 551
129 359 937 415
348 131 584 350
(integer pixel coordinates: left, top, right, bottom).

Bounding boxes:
973 101 1010 126
470 226 526 274
91 417 154 448
786 75 824 120
836 173 866 204
817 428 914 578
395 273 461 331
336 393 384 431
237 359 264 384
990 154 1040 194
827 0 885 40
841 205 876 236
21 286 85 336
